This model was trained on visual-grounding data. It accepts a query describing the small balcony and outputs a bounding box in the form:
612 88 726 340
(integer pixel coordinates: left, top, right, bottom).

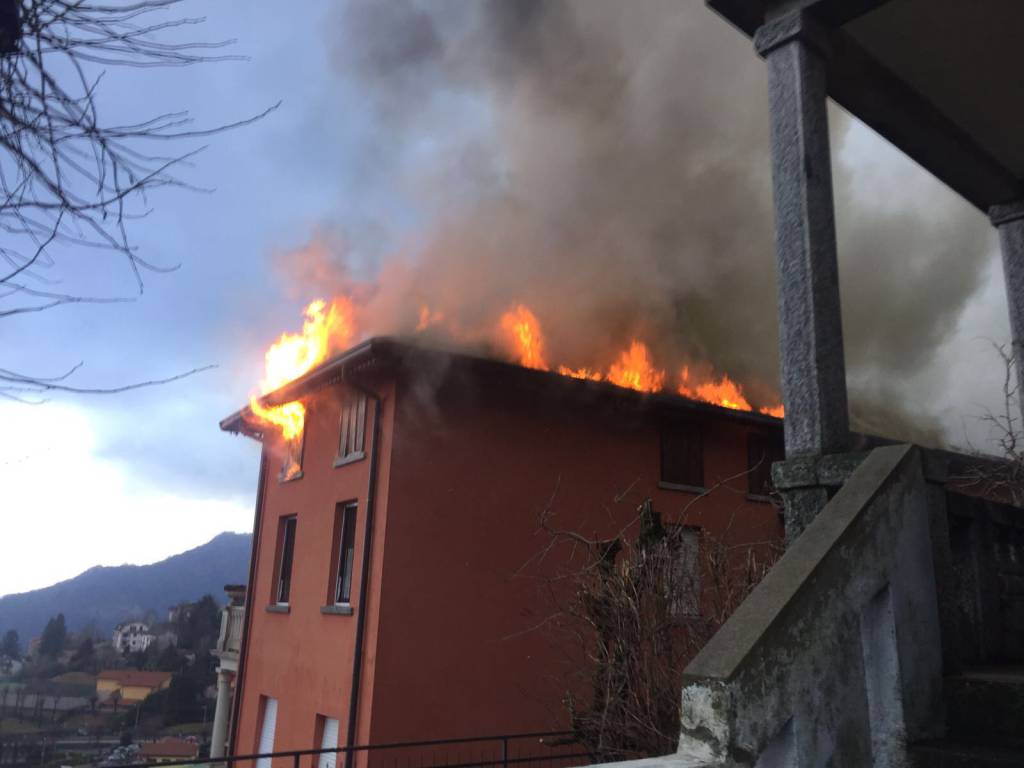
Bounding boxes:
214 584 246 673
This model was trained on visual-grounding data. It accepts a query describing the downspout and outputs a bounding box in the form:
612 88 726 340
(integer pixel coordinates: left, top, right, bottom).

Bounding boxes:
227 445 268 757
345 392 383 768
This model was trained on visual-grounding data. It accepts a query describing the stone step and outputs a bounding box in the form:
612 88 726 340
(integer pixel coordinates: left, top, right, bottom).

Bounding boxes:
909 740 1024 767
945 666 1024 743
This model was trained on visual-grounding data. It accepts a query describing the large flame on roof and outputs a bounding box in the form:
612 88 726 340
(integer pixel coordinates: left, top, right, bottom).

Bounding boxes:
249 297 782 461
249 298 356 449
498 303 782 413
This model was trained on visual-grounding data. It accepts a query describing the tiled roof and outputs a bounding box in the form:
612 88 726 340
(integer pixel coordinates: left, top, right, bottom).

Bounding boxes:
96 669 172 688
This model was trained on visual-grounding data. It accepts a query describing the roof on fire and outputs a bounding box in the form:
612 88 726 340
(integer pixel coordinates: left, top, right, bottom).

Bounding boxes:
707 0 1024 213
219 336 783 440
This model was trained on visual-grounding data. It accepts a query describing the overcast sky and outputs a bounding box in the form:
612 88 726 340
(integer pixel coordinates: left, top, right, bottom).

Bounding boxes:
0 1 1012 597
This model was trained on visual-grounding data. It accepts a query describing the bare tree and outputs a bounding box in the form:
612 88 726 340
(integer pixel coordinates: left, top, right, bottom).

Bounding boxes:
0 0 277 402
951 343 1024 505
523 482 781 762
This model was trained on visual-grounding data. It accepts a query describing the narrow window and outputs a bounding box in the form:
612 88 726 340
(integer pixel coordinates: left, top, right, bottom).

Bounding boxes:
255 696 278 768
333 504 358 605
281 425 305 482
665 525 700 618
660 421 703 488
747 431 784 496
336 391 368 464
275 516 297 605
316 715 340 768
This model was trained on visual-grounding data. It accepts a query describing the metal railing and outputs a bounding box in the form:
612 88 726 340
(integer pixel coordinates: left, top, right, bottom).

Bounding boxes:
114 732 589 768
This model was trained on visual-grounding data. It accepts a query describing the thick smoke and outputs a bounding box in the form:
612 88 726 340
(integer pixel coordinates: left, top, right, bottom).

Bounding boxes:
288 1 994 443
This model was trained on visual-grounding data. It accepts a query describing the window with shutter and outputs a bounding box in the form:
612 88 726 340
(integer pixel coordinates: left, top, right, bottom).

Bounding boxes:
747 431 784 497
336 391 367 465
255 697 277 768
665 526 700 617
317 716 340 768
660 421 704 488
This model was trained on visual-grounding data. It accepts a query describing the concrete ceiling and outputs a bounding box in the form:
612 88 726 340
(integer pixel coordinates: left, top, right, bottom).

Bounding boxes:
707 0 1024 212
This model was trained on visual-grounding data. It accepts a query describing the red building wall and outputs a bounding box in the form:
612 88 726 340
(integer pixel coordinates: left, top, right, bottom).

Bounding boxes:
229 352 783 765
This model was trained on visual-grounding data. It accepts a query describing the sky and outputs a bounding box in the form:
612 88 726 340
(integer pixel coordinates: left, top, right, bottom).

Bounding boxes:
0 1 1013 597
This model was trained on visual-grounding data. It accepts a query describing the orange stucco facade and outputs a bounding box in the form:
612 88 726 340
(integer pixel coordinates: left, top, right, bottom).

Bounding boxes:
225 340 784 765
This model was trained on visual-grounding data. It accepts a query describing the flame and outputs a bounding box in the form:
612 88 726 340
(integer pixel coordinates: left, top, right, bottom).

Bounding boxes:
760 404 785 418
678 367 752 411
500 304 549 371
416 304 445 332
248 297 357 444
557 365 603 381
606 340 666 393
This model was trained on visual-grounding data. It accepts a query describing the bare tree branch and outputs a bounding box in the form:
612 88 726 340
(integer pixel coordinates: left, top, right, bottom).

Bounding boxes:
0 0 276 397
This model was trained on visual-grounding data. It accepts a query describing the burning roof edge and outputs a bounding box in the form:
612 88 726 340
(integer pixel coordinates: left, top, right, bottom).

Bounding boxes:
219 336 784 440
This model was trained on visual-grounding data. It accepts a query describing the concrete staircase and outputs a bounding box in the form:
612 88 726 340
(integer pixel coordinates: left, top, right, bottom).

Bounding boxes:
910 667 1024 767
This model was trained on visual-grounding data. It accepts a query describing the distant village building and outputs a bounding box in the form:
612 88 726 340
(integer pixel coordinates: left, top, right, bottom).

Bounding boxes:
139 739 200 764
111 621 155 653
96 669 172 703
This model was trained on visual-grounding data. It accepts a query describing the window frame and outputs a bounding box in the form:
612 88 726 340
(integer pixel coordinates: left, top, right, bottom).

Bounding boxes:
273 515 297 607
663 524 701 619
334 391 368 467
747 430 785 499
279 419 306 484
328 502 358 608
658 419 705 491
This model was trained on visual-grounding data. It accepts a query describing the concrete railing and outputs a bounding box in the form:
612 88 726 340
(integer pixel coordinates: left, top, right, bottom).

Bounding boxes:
216 605 245 657
662 444 943 767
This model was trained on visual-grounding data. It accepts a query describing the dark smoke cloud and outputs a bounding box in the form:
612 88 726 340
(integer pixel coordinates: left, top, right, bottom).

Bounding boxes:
301 0 992 441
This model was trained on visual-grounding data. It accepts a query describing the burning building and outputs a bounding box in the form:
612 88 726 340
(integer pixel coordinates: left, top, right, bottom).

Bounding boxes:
219 331 784 761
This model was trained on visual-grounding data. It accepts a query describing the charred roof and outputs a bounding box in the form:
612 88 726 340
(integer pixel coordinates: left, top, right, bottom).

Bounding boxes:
219 337 784 440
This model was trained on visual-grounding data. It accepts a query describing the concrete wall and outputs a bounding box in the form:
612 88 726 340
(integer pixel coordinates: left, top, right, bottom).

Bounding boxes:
671 445 943 767
232 376 397 767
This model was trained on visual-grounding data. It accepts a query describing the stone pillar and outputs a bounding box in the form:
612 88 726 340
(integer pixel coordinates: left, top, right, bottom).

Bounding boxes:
990 199 1024 429
755 10 849 540
755 11 849 459
210 670 233 759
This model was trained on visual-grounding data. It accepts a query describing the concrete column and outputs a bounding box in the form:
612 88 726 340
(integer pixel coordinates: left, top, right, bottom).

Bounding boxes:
210 670 233 759
990 199 1024 429
754 11 849 459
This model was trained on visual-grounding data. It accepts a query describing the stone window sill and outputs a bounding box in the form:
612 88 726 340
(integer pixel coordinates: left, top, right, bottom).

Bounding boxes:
320 604 353 616
658 481 708 495
265 604 290 614
333 451 366 469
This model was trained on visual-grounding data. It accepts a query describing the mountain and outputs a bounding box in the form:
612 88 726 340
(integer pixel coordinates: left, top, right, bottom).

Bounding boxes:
0 532 252 646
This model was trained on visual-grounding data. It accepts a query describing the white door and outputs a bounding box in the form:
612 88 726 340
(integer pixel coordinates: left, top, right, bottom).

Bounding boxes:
318 717 340 768
256 697 278 768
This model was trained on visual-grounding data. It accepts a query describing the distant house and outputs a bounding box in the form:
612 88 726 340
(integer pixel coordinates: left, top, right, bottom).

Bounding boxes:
96 670 172 703
139 739 199 763
111 621 155 653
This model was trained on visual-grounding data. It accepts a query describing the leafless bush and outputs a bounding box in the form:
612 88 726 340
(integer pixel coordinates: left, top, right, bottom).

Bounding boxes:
526 488 780 762
957 343 1024 504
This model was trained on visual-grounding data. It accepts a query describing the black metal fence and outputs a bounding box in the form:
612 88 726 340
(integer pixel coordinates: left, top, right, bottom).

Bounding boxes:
114 732 591 768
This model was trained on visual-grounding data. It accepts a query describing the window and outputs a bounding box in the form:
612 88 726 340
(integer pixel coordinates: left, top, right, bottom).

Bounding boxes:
274 516 297 605
660 421 703 488
665 525 700 618
331 503 358 606
747 431 785 497
255 696 278 768
281 426 305 482
336 391 367 465
316 715 340 768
